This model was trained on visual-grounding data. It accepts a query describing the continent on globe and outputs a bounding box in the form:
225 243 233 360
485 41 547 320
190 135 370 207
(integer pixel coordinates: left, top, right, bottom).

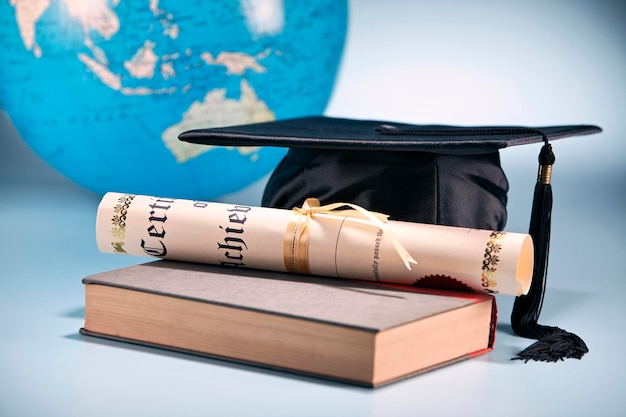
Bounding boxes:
162 79 274 163
124 40 159 79
0 0 348 200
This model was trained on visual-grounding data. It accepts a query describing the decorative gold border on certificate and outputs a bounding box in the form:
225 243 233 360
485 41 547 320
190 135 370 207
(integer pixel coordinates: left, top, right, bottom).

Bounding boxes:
110 194 135 253
481 231 504 294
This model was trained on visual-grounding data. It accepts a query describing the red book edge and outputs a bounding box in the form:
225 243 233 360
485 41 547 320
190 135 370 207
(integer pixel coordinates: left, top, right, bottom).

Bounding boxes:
350 280 498 352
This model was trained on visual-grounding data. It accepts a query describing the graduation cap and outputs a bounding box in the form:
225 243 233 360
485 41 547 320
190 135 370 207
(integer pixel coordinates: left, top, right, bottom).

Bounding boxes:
179 116 601 362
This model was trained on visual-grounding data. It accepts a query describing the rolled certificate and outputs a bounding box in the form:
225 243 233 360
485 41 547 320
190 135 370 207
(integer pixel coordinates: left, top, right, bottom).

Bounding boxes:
96 192 534 296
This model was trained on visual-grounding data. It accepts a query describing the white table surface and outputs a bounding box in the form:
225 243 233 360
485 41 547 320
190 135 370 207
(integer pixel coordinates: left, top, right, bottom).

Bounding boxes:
1 1 624 416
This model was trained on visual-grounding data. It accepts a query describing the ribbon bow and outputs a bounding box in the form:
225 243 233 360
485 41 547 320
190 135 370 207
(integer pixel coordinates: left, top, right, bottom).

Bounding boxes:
283 198 417 274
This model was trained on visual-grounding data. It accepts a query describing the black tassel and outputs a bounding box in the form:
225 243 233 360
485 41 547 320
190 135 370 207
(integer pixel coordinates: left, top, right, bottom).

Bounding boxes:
513 328 589 363
510 142 589 362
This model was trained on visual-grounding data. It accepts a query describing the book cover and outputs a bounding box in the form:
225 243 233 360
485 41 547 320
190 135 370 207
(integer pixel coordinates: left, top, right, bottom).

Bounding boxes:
81 260 497 387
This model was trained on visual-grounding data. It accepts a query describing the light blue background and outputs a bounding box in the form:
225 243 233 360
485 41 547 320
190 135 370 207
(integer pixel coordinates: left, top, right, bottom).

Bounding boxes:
1 1 625 416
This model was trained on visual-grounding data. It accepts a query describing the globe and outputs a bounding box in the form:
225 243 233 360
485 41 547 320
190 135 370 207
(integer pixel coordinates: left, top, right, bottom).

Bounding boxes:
0 0 347 200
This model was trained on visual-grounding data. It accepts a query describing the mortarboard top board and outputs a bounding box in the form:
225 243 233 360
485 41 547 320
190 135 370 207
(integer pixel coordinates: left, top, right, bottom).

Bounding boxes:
180 116 600 154
179 116 602 362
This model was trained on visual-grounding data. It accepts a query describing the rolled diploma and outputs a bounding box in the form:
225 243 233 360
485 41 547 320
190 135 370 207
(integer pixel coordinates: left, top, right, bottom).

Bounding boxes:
96 192 533 296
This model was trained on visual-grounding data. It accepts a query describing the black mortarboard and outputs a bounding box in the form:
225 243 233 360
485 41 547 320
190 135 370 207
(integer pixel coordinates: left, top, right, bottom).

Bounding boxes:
179 116 601 362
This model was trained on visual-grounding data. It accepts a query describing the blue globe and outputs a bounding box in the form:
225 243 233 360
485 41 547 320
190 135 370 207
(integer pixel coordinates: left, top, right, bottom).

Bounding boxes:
0 1 347 200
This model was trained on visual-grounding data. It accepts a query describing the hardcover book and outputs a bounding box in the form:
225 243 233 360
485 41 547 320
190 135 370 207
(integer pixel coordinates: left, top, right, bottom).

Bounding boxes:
81 260 497 387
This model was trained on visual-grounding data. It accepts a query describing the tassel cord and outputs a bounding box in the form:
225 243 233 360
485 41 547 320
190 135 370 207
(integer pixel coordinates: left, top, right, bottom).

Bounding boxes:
511 143 556 340
511 142 588 360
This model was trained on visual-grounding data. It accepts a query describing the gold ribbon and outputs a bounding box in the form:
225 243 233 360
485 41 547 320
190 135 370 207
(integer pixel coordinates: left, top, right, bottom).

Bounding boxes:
282 198 418 275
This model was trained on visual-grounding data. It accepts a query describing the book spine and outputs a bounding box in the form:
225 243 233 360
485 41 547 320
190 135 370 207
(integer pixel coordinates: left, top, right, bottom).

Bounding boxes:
96 192 533 295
